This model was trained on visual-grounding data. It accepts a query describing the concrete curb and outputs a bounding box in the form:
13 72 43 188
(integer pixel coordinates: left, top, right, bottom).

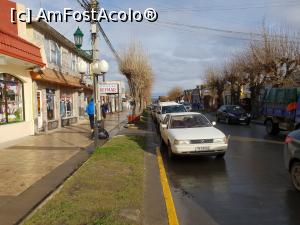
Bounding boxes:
156 148 179 225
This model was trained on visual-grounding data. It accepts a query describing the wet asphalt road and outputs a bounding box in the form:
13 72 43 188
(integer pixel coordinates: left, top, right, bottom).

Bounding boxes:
159 118 300 225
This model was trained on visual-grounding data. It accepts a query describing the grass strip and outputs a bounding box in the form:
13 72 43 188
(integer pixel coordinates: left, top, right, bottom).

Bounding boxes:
24 135 145 225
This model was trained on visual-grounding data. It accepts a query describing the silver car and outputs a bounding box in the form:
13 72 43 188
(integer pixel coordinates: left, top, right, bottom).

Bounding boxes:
284 130 300 192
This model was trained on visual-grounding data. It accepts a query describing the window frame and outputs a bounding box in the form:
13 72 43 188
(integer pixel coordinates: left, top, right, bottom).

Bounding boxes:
49 40 61 66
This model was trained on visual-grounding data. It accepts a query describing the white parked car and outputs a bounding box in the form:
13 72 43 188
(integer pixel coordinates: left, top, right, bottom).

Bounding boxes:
160 112 228 159
155 101 186 124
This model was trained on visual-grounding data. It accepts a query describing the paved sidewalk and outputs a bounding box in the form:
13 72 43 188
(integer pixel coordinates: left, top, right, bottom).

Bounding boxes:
118 115 168 225
0 111 128 225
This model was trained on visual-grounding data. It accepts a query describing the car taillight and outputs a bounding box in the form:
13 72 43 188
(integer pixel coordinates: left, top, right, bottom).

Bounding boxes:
285 136 293 144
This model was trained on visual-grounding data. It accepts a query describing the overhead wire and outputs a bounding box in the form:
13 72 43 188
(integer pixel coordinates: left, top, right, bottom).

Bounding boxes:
76 0 121 62
75 0 300 58
155 20 300 41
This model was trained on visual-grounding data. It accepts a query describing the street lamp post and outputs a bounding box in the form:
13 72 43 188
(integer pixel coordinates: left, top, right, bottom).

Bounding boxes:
77 60 87 83
74 27 84 49
77 59 109 145
74 22 109 146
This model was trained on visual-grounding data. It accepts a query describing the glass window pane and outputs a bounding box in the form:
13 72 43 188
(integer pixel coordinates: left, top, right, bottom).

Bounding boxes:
47 93 55 120
0 74 24 124
60 93 73 118
6 81 23 123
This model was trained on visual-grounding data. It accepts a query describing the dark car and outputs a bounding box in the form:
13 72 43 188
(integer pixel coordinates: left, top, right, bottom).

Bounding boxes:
216 105 251 125
284 130 300 192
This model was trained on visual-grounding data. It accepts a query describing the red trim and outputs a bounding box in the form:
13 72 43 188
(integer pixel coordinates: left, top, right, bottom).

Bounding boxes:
0 0 18 35
287 102 297 112
0 29 45 67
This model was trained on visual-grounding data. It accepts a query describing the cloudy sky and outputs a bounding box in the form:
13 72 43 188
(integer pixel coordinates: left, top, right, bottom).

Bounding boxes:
16 0 300 96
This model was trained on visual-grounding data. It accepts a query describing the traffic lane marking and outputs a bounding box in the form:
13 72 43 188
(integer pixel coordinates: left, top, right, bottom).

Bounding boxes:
156 147 180 225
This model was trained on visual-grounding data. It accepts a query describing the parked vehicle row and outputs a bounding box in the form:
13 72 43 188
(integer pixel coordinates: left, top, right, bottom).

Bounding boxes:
156 101 187 124
150 101 228 159
149 100 300 192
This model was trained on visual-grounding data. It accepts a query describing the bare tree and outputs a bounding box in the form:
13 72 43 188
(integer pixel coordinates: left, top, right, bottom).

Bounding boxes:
204 67 226 108
159 96 169 102
203 26 300 118
168 86 183 101
119 43 154 115
222 57 249 105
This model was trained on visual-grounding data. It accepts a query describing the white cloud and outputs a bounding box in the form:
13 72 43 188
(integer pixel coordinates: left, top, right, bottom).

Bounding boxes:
16 0 300 95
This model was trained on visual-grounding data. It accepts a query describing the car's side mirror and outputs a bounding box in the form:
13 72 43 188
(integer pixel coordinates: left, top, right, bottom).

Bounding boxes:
212 121 216 126
161 124 167 129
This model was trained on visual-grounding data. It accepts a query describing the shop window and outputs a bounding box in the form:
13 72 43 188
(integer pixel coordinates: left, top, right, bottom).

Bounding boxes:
46 89 56 120
60 93 73 118
0 73 24 125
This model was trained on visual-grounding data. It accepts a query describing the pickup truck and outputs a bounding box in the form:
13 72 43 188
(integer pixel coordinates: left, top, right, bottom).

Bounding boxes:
262 87 300 135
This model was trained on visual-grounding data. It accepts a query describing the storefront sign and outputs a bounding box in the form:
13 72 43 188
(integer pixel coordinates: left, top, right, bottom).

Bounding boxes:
99 83 119 94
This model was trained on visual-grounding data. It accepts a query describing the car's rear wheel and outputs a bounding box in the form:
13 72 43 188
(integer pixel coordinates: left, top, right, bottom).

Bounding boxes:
216 153 225 159
167 142 175 159
266 120 279 135
291 162 300 192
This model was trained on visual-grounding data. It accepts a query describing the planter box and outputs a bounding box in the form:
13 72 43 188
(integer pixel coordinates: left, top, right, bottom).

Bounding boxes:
127 115 140 123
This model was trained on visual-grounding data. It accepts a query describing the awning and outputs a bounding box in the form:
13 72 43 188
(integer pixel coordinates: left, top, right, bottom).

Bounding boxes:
30 68 93 91
0 29 45 67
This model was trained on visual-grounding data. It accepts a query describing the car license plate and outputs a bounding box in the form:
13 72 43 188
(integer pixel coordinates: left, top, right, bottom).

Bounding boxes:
195 146 209 151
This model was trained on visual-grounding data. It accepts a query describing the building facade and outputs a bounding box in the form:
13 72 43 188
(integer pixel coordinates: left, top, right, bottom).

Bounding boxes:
0 0 127 144
25 20 93 132
100 80 126 113
0 0 45 143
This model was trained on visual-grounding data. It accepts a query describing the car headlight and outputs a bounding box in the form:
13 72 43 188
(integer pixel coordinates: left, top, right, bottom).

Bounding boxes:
174 139 190 145
214 137 227 144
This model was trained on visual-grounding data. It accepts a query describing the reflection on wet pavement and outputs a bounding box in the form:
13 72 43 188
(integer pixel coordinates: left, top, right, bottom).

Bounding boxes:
161 123 300 225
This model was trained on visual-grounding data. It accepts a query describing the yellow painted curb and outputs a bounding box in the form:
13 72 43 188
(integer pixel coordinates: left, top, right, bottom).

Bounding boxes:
156 147 180 225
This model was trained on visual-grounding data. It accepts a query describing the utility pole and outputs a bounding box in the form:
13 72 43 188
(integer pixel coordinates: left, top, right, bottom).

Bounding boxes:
91 0 100 146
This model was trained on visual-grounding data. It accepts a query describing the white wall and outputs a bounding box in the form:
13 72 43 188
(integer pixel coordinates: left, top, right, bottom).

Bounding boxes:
0 64 34 143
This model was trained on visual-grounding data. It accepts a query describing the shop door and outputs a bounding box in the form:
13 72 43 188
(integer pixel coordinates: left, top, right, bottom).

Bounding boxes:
37 91 43 129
